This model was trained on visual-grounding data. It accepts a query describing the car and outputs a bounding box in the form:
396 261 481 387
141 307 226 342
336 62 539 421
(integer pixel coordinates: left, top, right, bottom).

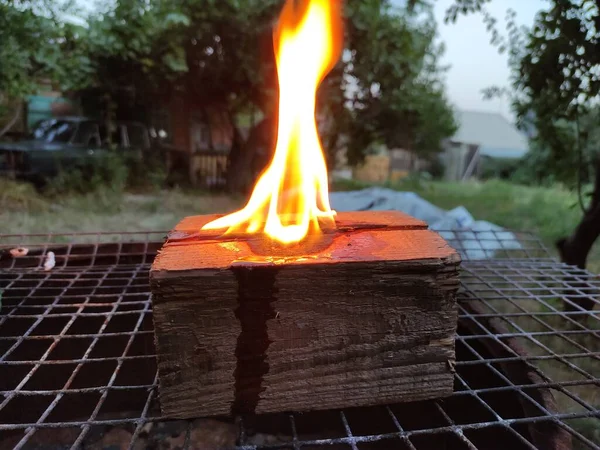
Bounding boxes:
0 116 182 185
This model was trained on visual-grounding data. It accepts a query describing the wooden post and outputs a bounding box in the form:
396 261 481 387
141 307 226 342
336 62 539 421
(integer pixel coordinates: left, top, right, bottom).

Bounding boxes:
150 211 461 419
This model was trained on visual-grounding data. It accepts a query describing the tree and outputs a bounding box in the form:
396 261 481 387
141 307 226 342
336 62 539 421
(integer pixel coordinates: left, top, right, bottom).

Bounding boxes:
75 0 199 134
343 1 457 166
177 0 281 193
447 0 600 309
78 0 282 191
78 0 457 191
0 0 84 137
510 110 600 189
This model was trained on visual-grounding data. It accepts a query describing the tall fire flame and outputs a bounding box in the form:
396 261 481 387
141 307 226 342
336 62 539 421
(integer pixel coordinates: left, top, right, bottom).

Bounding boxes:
202 0 344 245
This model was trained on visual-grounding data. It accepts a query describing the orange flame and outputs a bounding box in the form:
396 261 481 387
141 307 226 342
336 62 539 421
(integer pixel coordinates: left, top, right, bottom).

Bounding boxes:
202 0 344 245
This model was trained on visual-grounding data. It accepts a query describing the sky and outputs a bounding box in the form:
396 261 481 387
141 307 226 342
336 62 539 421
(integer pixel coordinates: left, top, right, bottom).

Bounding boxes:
427 0 546 121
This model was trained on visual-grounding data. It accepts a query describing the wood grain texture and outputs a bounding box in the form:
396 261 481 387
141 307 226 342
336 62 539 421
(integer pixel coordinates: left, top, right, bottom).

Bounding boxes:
153 211 453 274
150 211 461 419
171 210 427 235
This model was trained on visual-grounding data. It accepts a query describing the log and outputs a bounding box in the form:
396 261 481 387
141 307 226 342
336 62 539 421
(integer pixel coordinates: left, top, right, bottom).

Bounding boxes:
150 211 461 419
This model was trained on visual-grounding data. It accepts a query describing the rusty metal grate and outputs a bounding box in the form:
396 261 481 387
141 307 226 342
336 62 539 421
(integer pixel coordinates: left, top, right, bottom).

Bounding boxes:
0 230 598 450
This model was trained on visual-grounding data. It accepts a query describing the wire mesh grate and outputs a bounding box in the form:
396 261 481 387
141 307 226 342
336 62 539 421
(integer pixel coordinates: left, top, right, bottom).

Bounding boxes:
0 230 598 450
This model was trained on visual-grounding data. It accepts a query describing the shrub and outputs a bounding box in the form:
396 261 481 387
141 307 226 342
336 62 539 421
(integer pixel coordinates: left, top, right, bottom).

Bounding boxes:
479 156 522 180
509 140 593 189
426 155 445 179
45 152 129 195
44 151 167 196
0 178 49 211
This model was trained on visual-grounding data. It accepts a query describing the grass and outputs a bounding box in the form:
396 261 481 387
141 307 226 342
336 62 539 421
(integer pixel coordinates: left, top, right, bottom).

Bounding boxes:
0 177 586 234
1 176 598 444
334 177 583 241
334 177 600 272
0 178 242 235
2 177 598 268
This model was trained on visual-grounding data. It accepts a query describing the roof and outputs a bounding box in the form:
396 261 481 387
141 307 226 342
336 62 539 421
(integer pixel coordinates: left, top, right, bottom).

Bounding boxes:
452 110 529 158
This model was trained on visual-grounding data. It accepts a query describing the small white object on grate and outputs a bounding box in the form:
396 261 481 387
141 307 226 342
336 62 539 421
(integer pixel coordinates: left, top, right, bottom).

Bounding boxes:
43 251 56 271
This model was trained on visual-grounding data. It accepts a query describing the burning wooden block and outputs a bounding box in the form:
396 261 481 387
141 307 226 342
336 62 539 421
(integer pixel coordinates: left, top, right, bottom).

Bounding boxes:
151 0 460 419
150 211 460 418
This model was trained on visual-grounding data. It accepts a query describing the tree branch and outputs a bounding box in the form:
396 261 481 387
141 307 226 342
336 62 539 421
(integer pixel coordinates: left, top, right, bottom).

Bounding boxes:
0 102 23 139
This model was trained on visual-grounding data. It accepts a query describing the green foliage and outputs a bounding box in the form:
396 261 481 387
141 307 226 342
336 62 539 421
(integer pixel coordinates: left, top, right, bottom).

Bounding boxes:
174 0 281 110
81 0 281 118
44 152 129 196
517 1 600 117
83 0 199 87
0 1 85 122
511 135 581 188
478 157 519 181
77 0 456 170
389 178 585 247
44 152 167 196
444 0 491 22
330 178 373 192
0 178 49 211
0 1 57 99
450 0 600 193
426 155 445 179
343 0 457 165
2 0 458 186
487 107 600 188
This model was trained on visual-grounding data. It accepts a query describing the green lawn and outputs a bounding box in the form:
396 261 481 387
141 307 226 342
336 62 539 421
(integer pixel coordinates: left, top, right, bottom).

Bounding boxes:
1 177 598 445
335 178 600 272
0 178 242 233
1 177 598 270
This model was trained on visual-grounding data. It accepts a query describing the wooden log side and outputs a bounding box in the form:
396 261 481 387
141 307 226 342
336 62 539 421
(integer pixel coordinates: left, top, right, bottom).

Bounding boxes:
150 211 461 418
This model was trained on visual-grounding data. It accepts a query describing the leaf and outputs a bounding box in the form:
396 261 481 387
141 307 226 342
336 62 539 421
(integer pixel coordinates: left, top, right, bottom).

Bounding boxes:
162 48 188 73
165 12 190 27
140 57 155 68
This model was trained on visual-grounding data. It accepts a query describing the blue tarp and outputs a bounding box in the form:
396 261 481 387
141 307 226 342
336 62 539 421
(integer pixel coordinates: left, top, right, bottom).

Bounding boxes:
329 188 521 260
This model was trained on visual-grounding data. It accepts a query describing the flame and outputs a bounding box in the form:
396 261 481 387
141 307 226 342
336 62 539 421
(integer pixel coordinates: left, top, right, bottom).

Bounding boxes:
202 0 344 245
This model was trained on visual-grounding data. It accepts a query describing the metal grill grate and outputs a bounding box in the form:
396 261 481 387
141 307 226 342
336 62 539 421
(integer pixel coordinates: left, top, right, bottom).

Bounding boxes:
0 230 598 450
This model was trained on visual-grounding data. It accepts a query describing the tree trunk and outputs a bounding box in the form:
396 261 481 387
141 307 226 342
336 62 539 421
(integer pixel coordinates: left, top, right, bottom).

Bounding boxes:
226 116 274 194
226 124 253 194
0 102 23 139
555 158 600 312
